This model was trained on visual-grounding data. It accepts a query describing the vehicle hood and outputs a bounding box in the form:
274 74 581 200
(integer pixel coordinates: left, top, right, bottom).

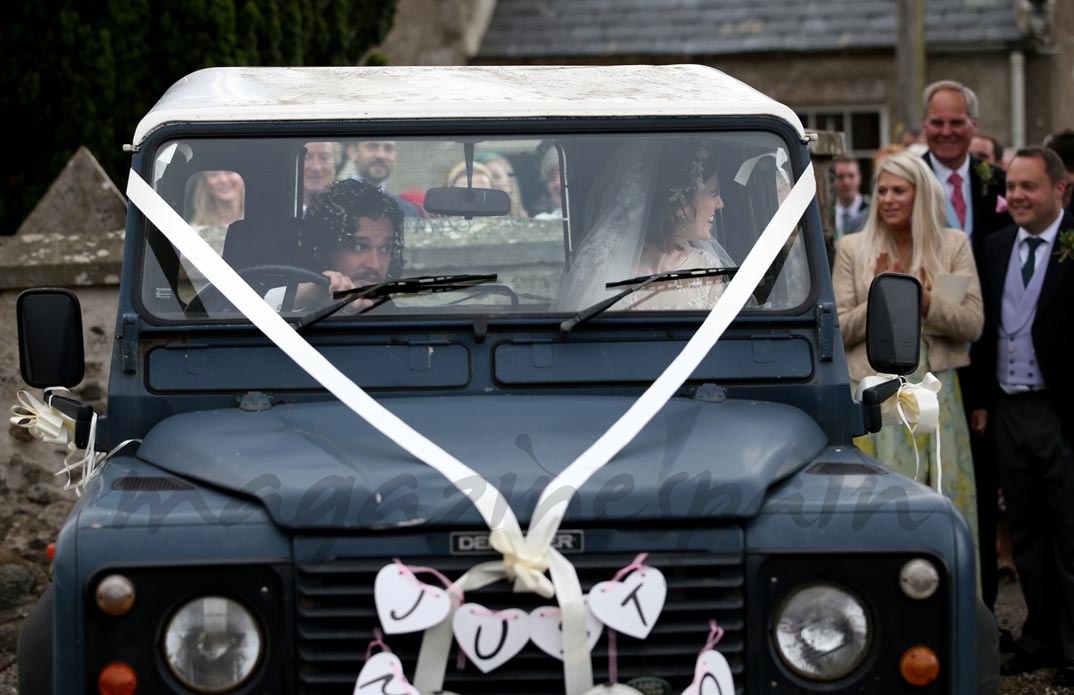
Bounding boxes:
136 395 828 530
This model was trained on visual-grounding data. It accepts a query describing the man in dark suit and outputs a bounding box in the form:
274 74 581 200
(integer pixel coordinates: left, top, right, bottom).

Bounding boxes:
833 155 869 237
921 81 1012 258
920 80 1012 617
1044 129 1074 219
970 146 1074 687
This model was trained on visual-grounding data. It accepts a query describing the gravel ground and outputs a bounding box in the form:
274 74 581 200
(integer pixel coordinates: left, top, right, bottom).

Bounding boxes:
995 573 1073 695
0 655 14 695
0 575 1064 693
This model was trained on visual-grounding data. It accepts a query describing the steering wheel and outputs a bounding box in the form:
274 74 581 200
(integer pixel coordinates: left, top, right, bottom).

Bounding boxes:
186 264 329 316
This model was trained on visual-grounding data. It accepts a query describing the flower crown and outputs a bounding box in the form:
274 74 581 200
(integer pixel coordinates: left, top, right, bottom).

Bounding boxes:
666 145 713 208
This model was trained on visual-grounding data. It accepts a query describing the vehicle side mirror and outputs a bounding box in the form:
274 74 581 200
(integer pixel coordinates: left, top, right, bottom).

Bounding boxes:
865 273 921 376
17 288 86 388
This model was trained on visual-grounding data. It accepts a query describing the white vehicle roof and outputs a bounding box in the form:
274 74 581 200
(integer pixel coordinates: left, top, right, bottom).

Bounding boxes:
133 64 805 147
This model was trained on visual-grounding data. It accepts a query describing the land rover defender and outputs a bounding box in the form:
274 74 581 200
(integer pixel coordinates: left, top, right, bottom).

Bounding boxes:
14 65 995 694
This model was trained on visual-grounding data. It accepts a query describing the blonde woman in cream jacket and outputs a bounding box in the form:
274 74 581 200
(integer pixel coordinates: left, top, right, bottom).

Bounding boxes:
833 152 983 584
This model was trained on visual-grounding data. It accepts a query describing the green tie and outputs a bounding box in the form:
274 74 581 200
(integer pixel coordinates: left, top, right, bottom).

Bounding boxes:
1021 237 1045 286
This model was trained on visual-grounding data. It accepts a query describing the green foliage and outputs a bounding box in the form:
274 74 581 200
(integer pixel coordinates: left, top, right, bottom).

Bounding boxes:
1 0 398 236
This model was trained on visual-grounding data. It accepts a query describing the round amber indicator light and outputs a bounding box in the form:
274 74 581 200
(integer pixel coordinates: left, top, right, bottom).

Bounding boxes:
900 645 940 686
98 662 137 695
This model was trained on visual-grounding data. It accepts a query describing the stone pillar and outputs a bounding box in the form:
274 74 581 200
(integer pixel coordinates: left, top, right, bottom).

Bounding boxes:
0 147 125 639
375 0 497 66
808 130 847 269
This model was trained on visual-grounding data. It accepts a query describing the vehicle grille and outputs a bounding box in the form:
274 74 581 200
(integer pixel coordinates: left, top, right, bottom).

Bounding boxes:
296 550 745 694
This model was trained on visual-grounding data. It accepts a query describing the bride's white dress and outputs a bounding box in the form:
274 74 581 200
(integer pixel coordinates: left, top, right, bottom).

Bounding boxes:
625 246 728 311
554 140 732 313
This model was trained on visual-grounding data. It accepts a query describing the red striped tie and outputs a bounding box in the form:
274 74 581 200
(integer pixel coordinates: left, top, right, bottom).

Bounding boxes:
949 172 966 228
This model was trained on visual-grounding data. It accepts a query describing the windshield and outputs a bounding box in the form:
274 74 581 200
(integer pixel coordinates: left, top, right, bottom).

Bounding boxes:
139 131 811 321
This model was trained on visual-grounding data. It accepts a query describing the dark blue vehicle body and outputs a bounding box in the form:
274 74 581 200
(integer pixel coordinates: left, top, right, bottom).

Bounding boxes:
15 65 995 695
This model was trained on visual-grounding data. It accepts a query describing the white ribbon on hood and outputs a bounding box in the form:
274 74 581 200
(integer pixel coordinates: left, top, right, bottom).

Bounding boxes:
126 161 815 694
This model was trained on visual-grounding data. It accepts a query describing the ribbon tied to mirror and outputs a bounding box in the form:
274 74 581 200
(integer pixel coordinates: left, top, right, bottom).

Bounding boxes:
10 387 139 496
856 372 943 489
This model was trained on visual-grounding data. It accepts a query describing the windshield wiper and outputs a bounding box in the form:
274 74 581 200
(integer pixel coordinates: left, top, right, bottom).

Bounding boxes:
559 266 738 335
293 274 497 330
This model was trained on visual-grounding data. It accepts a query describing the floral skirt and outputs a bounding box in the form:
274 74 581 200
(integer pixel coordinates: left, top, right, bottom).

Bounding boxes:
852 344 980 593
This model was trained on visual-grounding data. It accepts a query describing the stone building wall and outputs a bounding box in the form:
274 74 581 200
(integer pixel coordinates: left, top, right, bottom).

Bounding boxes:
713 46 1067 148
467 1 1074 150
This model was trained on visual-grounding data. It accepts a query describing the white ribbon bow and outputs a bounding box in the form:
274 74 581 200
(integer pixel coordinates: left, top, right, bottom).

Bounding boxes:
11 388 73 446
10 387 101 495
490 528 554 598
10 387 139 496
857 372 943 490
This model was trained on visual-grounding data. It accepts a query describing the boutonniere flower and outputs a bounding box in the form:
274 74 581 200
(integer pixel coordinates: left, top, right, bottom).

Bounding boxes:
975 161 996 197
1055 229 1074 263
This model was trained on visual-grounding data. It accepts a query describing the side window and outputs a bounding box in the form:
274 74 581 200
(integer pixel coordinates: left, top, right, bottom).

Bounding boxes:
183 170 246 255
728 149 810 308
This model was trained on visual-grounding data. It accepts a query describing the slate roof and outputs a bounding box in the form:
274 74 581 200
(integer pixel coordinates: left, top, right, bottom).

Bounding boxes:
477 0 1026 59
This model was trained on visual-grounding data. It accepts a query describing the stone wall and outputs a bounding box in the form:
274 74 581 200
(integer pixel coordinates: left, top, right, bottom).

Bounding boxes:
0 147 124 658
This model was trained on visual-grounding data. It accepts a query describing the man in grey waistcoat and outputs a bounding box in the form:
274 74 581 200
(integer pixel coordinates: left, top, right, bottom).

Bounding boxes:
969 146 1074 687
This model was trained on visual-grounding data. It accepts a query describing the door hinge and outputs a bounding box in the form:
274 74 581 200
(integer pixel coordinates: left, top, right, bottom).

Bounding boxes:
816 302 835 362
120 313 139 374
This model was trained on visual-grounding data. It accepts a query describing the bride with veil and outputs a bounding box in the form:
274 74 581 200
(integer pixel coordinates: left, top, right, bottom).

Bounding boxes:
553 137 736 312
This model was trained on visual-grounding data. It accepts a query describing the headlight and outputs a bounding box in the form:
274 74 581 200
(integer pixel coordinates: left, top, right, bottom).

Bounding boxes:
163 596 263 693
773 583 871 681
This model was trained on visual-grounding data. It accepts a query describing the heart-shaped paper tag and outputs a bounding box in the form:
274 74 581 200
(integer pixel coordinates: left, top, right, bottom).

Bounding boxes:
374 563 452 634
680 649 734 695
529 599 603 660
353 652 419 695
588 566 667 639
452 603 531 673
